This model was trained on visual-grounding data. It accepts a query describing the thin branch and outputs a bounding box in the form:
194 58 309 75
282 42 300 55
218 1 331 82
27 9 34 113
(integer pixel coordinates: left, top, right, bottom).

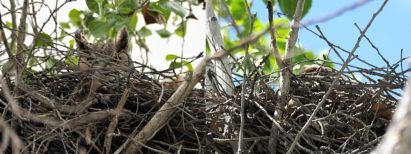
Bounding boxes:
286 0 389 153
104 89 130 154
303 0 373 26
268 0 306 153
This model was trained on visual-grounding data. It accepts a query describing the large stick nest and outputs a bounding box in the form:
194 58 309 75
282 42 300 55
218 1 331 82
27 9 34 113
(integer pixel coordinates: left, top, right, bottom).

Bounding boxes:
0 60 405 153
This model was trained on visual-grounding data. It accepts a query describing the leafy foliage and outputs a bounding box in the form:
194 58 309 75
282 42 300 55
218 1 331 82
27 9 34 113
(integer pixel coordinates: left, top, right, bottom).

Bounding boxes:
217 0 327 77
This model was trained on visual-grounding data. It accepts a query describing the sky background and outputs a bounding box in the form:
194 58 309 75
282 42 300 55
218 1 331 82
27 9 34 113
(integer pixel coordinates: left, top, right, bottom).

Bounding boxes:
252 0 410 71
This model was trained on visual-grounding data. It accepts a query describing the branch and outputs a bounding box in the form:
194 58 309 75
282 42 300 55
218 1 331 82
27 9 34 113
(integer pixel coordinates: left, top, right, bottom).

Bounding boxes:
268 0 305 153
15 0 29 81
205 0 234 95
122 57 208 153
286 0 389 153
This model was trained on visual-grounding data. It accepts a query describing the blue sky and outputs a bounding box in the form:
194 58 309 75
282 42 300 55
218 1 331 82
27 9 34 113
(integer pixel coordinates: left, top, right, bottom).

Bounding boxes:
251 0 411 71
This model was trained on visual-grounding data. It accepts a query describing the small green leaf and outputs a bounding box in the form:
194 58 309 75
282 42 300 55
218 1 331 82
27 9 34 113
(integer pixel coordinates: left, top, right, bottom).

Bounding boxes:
65 55 79 66
118 0 136 14
60 22 71 29
35 33 53 47
160 1 187 17
156 29 172 38
274 18 290 39
128 13 138 29
182 60 193 71
28 57 39 67
69 9 81 22
174 23 186 37
205 39 211 56
169 61 183 69
5 21 12 28
305 51 315 60
85 0 100 13
230 1 246 20
46 58 58 69
278 0 312 20
137 27 152 37
165 54 178 61
69 39 75 48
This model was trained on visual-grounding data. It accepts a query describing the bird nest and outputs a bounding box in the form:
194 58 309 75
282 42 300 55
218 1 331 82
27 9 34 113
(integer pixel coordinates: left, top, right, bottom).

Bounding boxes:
0 62 404 153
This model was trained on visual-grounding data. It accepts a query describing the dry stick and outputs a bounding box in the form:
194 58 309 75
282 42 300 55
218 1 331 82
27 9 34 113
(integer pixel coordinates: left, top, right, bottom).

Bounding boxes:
205 0 238 152
14 0 29 94
237 1 255 153
0 117 24 154
8 0 17 50
123 58 208 153
104 89 130 154
286 0 388 153
119 4 270 153
267 0 305 153
303 0 373 26
1 77 128 130
266 1 284 152
372 80 411 154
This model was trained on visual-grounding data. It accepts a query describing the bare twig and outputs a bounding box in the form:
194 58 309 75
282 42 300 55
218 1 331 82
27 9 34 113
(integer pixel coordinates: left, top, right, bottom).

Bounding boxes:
104 89 130 154
287 0 389 153
123 58 208 153
268 0 306 153
0 118 24 154
303 0 373 26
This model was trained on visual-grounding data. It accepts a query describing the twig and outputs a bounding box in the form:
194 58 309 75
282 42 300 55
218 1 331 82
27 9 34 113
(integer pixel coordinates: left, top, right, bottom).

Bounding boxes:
303 0 373 26
237 1 255 152
122 57 208 153
103 88 130 154
268 0 306 153
0 117 24 154
287 0 388 153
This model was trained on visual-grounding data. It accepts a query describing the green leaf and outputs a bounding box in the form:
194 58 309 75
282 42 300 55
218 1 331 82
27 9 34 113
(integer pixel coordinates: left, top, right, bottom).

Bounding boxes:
205 39 211 56
150 2 171 22
35 33 53 47
5 21 12 28
128 13 138 29
156 29 172 38
69 9 82 27
28 57 39 67
86 0 100 13
305 51 315 60
69 39 75 48
65 55 79 66
169 61 183 69
165 54 178 61
46 58 58 69
87 20 112 37
118 0 136 14
276 38 286 55
69 9 81 22
160 1 187 17
174 23 186 37
230 1 246 20
274 18 290 39
278 0 312 20
182 60 193 71
137 27 152 37
60 22 71 29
